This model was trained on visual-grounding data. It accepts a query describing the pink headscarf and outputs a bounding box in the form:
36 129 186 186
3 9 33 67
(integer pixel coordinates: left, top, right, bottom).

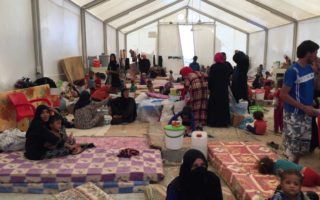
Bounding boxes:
180 67 193 77
214 52 224 63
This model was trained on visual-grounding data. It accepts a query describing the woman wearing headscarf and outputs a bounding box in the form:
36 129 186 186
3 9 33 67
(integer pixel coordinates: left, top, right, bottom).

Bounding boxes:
74 91 109 129
166 149 223 200
231 50 250 102
180 67 208 127
107 88 137 125
25 105 70 160
207 52 231 127
107 53 122 92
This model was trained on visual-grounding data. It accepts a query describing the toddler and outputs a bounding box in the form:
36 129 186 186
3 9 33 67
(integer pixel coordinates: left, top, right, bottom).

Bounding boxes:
258 156 320 187
246 111 267 135
271 169 309 200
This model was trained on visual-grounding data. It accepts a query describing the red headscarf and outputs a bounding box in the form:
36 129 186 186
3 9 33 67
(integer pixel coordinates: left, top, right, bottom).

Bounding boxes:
180 67 193 77
214 52 224 63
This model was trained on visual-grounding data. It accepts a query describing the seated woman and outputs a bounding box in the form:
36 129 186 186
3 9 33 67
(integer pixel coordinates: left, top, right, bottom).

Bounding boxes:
74 91 109 129
108 88 137 125
166 149 223 200
25 105 74 160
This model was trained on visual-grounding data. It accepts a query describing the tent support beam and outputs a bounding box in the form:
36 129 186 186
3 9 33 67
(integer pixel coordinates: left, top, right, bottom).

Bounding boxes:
103 0 157 23
263 30 268 67
246 0 297 22
82 0 110 10
125 6 187 35
292 22 298 61
103 22 107 53
117 0 184 30
80 8 88 69
213 21 216 55
116 30 119 56
124 33 127 51
246 33 249 55
157 21 160 57
31 0 43 78
202 0 267 30
188 7 249 34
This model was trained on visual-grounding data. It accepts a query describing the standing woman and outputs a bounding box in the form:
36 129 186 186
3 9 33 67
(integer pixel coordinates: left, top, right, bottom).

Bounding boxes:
180 67 208 127
207 53 231 127
231 51 249 102
74 91 109 129
107 53 121 93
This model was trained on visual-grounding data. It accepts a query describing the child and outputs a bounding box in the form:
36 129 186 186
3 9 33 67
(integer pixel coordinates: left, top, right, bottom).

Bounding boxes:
48 115 82 155
246 111 267 135
264 80 274 100
273 79 284 133
147 80 154 93
168 105 195 135
140 73 147 85
169 70 174 82
94 72 102 89
270 169 310 200
130 80 137 93
88 71 96 95
258 156 320 187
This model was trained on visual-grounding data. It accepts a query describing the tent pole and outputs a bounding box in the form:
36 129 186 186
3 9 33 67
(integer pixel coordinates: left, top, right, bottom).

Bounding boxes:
31 0 43 78
263 30 268 68
80 8 88 69
292 22 298 61
246 33 249 55
116 30 119 57
103 22 107 54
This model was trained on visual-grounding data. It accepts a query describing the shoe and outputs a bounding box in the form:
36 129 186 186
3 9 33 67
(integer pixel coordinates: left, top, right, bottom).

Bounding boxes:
267 141 279 150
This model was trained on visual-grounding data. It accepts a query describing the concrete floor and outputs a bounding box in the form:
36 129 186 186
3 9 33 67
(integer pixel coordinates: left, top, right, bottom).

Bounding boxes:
1 108 319 200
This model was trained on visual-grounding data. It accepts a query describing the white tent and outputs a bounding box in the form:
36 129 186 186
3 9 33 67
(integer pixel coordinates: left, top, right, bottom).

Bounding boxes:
1 0 320 91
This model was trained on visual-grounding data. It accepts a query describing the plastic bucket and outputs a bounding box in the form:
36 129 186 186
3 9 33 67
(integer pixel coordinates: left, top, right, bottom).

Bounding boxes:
255 89 264 100
164 125 185 150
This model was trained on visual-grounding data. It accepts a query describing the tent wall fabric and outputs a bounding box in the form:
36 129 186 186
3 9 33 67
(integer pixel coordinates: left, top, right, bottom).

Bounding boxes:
158 24 183 73
193 24 215 67
85 12 104 58
248 31 266 76
106 25 117 55
215 22 247 66
266 24 294 71
39 0 82 82
297 17 320 48
0 0 36 91
127 23 158 57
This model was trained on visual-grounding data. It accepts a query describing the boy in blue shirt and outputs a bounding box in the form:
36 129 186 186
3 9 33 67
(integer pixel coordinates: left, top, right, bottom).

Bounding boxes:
280 40 319 163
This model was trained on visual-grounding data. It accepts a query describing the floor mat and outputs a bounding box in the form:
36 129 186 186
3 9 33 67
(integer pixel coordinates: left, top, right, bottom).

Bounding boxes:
105 122 149 137
75 137 150 150
66 125 111 137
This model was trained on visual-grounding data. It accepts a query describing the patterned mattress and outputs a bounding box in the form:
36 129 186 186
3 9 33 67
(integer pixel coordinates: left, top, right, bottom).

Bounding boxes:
208 141 320 200
0 148 164 194
0 180 148 194
75 137 150 150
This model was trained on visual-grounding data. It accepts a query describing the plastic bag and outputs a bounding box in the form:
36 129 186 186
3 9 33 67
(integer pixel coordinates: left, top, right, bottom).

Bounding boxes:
0 129 26 152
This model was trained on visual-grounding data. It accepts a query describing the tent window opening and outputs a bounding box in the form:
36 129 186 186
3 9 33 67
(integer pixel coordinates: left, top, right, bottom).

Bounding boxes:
179 25 195 66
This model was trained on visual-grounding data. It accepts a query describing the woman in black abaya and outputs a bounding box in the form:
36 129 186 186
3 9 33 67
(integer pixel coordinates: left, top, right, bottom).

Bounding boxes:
166 149 222 200
207 52 231 127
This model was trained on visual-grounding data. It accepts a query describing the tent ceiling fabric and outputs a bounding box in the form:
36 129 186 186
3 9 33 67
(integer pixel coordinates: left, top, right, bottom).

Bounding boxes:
121 2 188 33
109 0 178 28
70 0 320 33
